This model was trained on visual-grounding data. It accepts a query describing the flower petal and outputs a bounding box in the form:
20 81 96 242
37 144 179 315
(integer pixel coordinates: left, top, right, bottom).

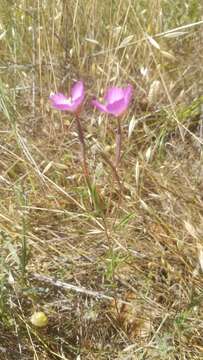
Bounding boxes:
107 98 127 116
123 84 133 105
104 87 124 104
67 97 84 112
92 99 108 113
49 84 84 112
49 93 73 111
71 81 84 101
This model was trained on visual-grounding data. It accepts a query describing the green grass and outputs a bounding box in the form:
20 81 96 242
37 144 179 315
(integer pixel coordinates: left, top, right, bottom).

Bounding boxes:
0 0 203 359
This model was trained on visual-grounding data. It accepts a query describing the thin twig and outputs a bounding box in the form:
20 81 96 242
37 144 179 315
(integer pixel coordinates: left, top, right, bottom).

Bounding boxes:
31 273 132 306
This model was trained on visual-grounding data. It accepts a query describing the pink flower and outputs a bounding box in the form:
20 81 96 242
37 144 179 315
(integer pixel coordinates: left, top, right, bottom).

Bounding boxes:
92 85 133 117
49 81 84 112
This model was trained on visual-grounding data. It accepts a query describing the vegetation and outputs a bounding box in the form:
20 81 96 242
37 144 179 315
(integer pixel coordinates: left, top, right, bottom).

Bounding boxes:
0 0 202 359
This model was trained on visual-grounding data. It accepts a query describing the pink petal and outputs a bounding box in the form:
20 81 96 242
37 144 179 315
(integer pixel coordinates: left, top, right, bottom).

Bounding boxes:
107 98 127 116
49 93 73 111
68 97 84 112
49 84 84 112
71 81 84 101
92 99 108 113
104 87 124 104
123 85 133 105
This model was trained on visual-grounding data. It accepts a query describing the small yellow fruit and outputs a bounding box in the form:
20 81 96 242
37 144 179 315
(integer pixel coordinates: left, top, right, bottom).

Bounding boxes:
30 311 48 328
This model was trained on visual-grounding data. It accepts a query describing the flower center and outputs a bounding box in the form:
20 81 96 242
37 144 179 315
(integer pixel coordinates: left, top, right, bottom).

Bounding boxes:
64 97 72 105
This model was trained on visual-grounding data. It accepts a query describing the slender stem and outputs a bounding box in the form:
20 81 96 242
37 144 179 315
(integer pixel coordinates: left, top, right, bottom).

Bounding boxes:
75 115 105 213
75 114 90 183
100 151 123 195
112 117 124 228
115 117 121 168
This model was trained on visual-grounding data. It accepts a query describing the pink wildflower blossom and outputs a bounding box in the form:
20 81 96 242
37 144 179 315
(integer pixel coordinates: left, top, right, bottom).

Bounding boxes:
49 81 84 112
92 85 133 117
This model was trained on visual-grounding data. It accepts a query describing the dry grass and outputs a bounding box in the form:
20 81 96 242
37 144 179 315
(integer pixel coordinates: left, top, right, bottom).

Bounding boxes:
0 0 203 359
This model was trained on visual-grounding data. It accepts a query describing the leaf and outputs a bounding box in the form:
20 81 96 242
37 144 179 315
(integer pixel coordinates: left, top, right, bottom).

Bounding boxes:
184 221 198 239
42 161 54 174
199 249 203 272
148 80 162 105
163 31 188 38
85 38 99 45
197 244 203 272
128 116 138 138
146 146 152 162
120 35 134 47
135 160 140 187
7 243 20 266
115 212 136 229
147 35 160 49
161 50 176 61
0 31 6 40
